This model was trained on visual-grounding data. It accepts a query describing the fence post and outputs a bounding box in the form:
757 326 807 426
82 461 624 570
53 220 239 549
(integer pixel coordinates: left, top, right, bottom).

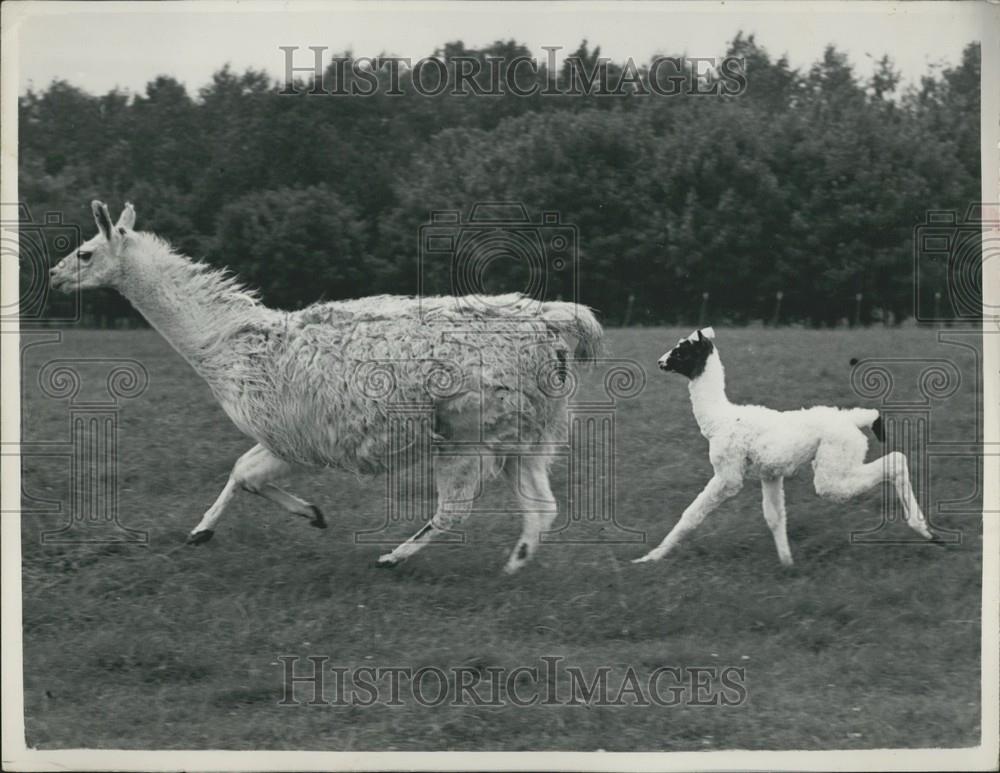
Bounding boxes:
698 292 709 326
771 290 783 326
622 293 635 327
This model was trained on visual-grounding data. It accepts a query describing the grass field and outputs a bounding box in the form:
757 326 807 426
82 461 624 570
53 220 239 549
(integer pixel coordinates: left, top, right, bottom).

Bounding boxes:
19 326 982 751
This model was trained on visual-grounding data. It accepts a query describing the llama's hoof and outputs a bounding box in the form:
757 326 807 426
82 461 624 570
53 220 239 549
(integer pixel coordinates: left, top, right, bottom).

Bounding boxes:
631 553 657 564
309 506 328 529
502 543 530 574
186 530 214 545
374 554 400 568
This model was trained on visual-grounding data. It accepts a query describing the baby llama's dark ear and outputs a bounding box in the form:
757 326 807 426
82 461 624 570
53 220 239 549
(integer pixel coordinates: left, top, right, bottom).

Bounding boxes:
91 200 114 240
116 202 136 232
697 330 705 341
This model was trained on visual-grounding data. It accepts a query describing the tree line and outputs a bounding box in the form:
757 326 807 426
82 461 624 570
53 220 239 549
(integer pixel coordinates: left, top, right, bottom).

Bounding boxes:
19 35 980 327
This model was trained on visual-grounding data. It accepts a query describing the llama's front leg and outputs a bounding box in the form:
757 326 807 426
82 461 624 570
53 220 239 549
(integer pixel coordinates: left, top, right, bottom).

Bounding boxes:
187 477 239 544
187 444 324 544
256 484 327 529
761 477 793 567
503 456 558 575
633 474 742 563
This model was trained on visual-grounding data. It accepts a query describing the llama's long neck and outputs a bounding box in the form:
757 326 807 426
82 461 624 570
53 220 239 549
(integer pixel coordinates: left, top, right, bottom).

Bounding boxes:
688 351 731 436
116 235 274 390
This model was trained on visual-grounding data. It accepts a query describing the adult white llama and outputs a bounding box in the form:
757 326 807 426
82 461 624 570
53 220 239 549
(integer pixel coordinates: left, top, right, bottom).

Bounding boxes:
49 201 603 574
633 327 934 567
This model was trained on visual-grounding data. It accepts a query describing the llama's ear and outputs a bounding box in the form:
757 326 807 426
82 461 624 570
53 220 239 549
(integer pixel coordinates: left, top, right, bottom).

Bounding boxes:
91 200 114 240
700 326 716 340
116 202 136 232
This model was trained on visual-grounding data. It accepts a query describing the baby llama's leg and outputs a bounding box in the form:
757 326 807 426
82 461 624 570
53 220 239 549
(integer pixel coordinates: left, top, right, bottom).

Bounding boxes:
812 437 932 539
633 473 743 563
187 444 324 544
376 456 482 567
502 455 559 575
882 451 932 538
761 477 794 567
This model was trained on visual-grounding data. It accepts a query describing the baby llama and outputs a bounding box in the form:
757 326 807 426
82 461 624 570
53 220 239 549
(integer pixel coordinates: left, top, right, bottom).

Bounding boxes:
633 327 933 566
49 202 604 574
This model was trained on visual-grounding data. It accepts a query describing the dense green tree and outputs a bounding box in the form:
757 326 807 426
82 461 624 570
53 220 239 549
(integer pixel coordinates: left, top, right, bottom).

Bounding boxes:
212 185 376 309
18 37 980 326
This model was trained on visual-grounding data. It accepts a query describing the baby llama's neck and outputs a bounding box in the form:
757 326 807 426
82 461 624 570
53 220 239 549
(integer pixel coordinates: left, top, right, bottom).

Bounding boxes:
688 351 731 436
116 234 274 390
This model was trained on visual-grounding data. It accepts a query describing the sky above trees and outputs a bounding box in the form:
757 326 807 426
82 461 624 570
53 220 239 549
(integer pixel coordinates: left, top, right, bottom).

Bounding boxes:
14 2 983 96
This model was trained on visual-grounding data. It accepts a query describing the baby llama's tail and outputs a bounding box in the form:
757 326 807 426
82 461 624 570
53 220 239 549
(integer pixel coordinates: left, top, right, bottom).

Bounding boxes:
540 301 604 360
848 408 885 442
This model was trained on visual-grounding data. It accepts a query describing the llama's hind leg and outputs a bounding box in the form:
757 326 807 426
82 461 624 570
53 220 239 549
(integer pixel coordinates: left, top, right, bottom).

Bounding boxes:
376 457 481 567
502 456 558 575
188 444 323 543
860 451 931 538
881 452 932 539
761 477 793 567
813 443 932 540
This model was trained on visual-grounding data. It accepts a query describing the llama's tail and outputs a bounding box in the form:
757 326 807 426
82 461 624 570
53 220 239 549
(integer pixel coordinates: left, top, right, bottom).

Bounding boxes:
871 413 885 442
848 408 884 442
540 301 605 361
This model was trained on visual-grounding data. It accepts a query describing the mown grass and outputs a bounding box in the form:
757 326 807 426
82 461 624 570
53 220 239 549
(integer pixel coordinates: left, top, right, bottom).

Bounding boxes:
20 326 982 750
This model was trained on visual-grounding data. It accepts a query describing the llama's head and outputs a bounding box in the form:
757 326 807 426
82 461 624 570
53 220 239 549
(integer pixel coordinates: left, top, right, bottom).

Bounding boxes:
658 327 715 379
49 201 137 293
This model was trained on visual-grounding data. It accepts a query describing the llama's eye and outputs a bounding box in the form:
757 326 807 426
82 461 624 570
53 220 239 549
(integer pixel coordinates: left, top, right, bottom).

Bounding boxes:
77 250 93 263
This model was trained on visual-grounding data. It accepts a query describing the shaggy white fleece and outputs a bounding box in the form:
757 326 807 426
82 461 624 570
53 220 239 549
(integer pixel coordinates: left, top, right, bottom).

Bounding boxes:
50 202 604 574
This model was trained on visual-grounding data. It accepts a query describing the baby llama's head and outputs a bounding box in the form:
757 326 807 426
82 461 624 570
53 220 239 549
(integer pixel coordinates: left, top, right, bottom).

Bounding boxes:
658 327 716 379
